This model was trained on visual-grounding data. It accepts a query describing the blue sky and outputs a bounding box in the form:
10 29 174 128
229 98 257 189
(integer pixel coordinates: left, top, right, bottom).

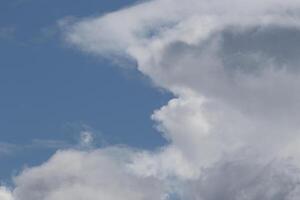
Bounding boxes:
0 0 171 181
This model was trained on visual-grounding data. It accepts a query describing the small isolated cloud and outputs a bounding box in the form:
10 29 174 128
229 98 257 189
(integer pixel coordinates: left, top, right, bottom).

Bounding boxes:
4 0 300 199
79 131 94 148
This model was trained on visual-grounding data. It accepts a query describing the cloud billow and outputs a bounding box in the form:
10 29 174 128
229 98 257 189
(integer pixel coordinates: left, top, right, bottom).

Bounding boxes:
4 0 300 199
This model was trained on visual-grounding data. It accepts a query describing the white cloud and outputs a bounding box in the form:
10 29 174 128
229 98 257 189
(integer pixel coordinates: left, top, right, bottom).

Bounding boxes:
79 131 94 147
5 0 300 199
12 148 165 200
0 186 13 200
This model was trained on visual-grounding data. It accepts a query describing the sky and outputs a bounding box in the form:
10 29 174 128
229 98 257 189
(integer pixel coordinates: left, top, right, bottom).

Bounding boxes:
0 0 170 182
2 0 300 200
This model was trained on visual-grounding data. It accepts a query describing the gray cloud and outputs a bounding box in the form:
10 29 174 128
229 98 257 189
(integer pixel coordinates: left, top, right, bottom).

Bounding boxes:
182 158 300 200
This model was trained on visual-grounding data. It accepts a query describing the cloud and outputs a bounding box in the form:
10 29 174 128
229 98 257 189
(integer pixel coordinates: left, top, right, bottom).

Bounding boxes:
180 158 300 200
79 131 94 148
0 26 15 40
0 186 13 200
62 0 300 161
5 0 300 199
12 148 165 200
30 130 95 150
0 142 18 156
29 139 72 149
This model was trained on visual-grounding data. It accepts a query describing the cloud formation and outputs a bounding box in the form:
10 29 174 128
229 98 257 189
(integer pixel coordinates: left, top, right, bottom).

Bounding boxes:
12 148 165 200
0 186 13 200
5 0 300 199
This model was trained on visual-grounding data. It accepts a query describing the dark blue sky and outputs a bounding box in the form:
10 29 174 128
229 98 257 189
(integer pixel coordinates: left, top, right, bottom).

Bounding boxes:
0 0 171 181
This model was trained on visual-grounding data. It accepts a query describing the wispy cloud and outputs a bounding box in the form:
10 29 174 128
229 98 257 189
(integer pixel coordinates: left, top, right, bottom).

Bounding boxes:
0 143 18 156
0 26 15 40
0 130 97 157
29 139 72 149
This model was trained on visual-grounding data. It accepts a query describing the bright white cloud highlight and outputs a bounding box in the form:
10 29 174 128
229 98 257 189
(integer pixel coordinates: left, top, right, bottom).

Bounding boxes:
0 186 13 200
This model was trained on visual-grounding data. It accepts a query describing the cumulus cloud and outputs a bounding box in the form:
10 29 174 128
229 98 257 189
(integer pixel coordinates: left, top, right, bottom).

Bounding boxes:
5 0 300 199
12 148 165 200
0 186 13 200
